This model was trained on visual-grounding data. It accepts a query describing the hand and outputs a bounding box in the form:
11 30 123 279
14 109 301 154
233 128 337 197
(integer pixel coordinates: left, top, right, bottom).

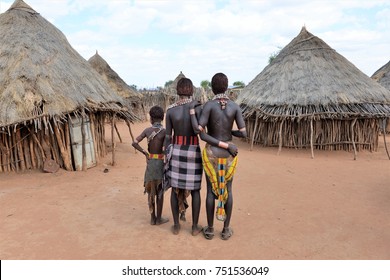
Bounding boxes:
189 100 200 109
227 143 238 157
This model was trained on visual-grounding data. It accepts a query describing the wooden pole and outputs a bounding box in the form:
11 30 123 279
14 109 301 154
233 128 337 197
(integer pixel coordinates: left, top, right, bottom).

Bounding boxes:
88 113 99 165
125 119 137 153
111 113 116 166
277 119 284 155
310 117 314 159
351 118 357 160
382 118 390 160
81 111 87 171
114 123 123 143
250 113 258 151
53 123 73 171
15 128 26 171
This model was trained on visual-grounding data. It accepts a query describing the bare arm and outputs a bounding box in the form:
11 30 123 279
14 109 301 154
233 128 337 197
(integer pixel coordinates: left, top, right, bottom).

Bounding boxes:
163 110 173 152
189 101 204 134
232 106 247 138
200 132 238 157
132 130 149 158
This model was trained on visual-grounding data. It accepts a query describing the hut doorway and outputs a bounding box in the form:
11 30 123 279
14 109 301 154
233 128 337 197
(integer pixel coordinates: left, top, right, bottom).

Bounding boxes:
69 116 97 170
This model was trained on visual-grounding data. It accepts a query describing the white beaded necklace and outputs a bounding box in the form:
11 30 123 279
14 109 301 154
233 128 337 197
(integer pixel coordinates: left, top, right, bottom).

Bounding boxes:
213 93 230 110
167 97 193 110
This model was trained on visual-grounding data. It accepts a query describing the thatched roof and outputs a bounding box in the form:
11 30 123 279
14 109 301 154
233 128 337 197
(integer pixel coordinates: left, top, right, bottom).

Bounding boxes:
237 27 390 120
88 51 141 99
372 60 390 90
0 0 135 128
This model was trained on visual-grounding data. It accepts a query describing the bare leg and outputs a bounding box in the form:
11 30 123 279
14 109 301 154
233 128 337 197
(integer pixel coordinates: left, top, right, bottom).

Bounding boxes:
155 185 168 225
221 179 234 240
205 176 215 228
191 189 202 236
223 179 233 229
203 176 215 239
170 188 180 234
148 192 156 225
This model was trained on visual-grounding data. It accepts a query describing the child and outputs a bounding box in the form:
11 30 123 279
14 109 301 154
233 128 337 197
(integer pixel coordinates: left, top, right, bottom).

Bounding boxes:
132 106 169 225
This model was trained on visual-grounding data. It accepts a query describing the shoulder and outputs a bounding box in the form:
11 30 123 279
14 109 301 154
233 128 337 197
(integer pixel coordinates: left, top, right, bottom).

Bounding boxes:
228 100 240 109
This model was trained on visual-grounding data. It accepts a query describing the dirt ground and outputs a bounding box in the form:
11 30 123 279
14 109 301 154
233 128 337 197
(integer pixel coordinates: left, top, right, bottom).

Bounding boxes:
1 121 389 260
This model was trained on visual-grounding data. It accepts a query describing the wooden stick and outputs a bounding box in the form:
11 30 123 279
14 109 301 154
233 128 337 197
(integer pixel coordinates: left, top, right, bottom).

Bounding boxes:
81 112 87 171
125 119 137 153
111 113 116 166
382 119 390 160
15 128 26 171
29 134 37 169
114 123 123 143
53 123 73 171
250 113 258 151
88 113 99 165
351 118 357 160
277 119 284 155
310 117 314 159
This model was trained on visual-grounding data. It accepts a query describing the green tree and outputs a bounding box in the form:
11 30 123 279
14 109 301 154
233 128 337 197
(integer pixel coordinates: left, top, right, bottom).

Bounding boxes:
129 84 137 91
200 80 211 89
164 80 173 88
268 47 282 64
233 81 245 87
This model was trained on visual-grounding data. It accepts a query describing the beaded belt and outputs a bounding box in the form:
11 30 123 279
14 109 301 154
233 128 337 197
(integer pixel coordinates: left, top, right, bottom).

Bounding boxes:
172 135 199 146
149 153 164 160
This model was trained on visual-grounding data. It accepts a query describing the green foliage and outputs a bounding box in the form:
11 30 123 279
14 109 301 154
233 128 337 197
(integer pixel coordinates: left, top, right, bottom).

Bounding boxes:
129 84 137 91
164 80 174 88
200 80 211 89
233 81 245 87
268 47 282 64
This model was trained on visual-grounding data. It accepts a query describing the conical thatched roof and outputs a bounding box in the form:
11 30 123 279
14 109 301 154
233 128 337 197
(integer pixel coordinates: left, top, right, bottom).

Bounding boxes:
169 71 186 93
372 60 390 90
88 51 141 99
237 27 390 120
0 0 135 128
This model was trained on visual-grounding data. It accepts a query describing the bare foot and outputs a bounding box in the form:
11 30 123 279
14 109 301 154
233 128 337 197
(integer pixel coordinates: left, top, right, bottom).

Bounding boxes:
156 217 169 225
192 225 203 236
172 224 180 235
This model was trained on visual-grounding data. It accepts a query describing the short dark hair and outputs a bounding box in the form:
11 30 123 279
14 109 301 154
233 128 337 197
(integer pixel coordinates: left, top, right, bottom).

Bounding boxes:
177 78 193 96
149 105 164 121
211 73 228 94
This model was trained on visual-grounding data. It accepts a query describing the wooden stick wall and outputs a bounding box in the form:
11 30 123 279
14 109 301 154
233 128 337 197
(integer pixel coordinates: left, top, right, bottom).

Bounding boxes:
0 112 112 173
246 115 381 153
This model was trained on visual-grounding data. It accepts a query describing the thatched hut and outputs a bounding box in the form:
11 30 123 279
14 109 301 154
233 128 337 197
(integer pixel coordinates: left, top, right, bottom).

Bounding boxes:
140 88 166 118
0 0 137 172
372 60 390 90
237 27 390 157
372 60 390 133
164 71 208 108
88 51 146 121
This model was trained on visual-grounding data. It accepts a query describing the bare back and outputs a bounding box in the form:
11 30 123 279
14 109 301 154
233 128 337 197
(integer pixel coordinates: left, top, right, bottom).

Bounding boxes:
199 99 245 157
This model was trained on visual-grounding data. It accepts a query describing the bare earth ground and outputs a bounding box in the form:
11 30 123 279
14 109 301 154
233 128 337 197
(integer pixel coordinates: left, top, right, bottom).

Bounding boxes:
0 121 389 260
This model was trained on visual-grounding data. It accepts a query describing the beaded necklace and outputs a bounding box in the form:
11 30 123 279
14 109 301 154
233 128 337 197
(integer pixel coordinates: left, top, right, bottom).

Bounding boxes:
213 93 230 110
167 97 193 110
148 122 163 144
152 122 162 128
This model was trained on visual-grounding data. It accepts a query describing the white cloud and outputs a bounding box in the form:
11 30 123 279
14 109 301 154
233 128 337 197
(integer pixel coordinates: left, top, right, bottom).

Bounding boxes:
2 0 389 87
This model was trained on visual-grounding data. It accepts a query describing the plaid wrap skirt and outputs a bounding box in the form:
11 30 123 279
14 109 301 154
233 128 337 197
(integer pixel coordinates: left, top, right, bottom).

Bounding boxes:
166 144 202 190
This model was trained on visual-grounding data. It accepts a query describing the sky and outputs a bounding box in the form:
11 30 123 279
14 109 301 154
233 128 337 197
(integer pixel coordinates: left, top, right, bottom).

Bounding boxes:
1 0 389 89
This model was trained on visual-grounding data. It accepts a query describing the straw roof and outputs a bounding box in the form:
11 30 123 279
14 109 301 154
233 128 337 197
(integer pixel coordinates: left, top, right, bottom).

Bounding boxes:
237 27 390 120
165 71 208 104
371 60 390 90
0 0 135 128
88 51 141 99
